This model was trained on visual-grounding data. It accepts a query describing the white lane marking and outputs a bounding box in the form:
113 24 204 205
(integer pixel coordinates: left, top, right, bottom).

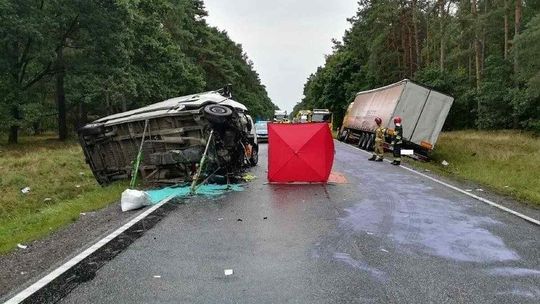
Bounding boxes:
337 141 540 226
3 196 175 304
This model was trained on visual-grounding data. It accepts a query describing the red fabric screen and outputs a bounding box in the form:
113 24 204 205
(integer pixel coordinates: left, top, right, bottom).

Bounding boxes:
268 123 334 183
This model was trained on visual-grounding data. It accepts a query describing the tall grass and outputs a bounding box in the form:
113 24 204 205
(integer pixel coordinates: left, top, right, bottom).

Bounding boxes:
407 130 540 206
0 135 126 253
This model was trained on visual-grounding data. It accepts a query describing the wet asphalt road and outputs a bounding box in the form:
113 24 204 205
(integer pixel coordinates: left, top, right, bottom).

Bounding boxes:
60 142 540 304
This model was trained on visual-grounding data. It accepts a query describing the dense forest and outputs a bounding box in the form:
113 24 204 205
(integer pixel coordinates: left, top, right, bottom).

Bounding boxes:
295 0 540 133
0 0 276 144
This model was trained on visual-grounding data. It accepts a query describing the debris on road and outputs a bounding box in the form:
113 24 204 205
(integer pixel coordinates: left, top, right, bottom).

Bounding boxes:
121 189 151 212
17 244 28 249
218 218 224 221
43 197 52 202
118 183 246 211
80 212 86 216
476 188 484 192
145 184 244 205
153 275 161 279
237 219 243 222
263 217 268 220
224 269 234 276
380 249 389 253
242 173 257 182
466 189 473 192
441 160 449 166
20 187 31 194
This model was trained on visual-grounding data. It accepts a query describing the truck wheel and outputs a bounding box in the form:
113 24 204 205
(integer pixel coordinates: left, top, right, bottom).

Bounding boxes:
366 133 373 151
204 104 233 125
249 145 258 166
358 132 366 149
366 134 375 151
343 130 350 142
361 132 370 150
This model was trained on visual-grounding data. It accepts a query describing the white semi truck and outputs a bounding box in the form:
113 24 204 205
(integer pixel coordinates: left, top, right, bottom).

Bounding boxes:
339 79 454 156
273 110 288 122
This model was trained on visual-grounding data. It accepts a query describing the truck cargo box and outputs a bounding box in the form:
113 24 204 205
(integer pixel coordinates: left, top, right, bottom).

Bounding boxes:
339 79 454 153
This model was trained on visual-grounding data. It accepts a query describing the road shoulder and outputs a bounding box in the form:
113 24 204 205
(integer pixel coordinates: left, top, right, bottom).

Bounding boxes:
0 202 143 299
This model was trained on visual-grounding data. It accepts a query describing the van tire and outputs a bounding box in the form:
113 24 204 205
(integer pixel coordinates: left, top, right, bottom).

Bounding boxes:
204 104 233 125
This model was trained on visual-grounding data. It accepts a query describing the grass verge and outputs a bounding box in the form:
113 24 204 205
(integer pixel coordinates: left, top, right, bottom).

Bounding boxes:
0 135 127 254
403 130 540 207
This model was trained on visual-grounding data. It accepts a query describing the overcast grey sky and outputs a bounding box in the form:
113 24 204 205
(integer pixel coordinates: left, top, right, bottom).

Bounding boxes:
203 0 358 113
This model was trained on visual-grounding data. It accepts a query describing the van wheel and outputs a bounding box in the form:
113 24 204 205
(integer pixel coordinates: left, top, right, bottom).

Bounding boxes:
204 104 233 125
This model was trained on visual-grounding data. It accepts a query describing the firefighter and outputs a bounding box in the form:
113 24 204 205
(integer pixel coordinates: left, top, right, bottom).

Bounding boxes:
391 116 403 165
368 117 385 162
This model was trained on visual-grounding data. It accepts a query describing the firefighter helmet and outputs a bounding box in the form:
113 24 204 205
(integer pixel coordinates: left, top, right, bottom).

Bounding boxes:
393 116 402 124
374 117 382 125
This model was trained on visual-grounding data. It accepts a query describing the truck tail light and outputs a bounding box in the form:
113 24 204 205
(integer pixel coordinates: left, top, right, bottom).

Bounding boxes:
420 141 433 150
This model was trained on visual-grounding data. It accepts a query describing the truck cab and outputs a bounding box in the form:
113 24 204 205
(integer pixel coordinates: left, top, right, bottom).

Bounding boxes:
273 110 289 123
311 109 333 130
294 110 312 123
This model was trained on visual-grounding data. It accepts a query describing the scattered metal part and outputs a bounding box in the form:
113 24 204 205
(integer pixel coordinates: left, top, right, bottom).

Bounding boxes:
130 119 149 188
190 130 214 194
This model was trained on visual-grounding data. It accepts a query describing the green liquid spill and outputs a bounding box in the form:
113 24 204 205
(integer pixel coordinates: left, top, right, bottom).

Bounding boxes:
146 184 244 204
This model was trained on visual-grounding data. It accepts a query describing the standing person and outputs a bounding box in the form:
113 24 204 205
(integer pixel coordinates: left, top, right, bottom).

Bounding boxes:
391 116 403 165
368 117 385 162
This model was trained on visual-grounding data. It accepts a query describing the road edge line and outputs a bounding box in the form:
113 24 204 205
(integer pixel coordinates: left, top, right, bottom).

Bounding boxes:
337 141 540 226
3 195 175 304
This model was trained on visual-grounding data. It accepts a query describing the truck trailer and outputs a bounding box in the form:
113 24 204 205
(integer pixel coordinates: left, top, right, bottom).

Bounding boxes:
338 79 454 156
